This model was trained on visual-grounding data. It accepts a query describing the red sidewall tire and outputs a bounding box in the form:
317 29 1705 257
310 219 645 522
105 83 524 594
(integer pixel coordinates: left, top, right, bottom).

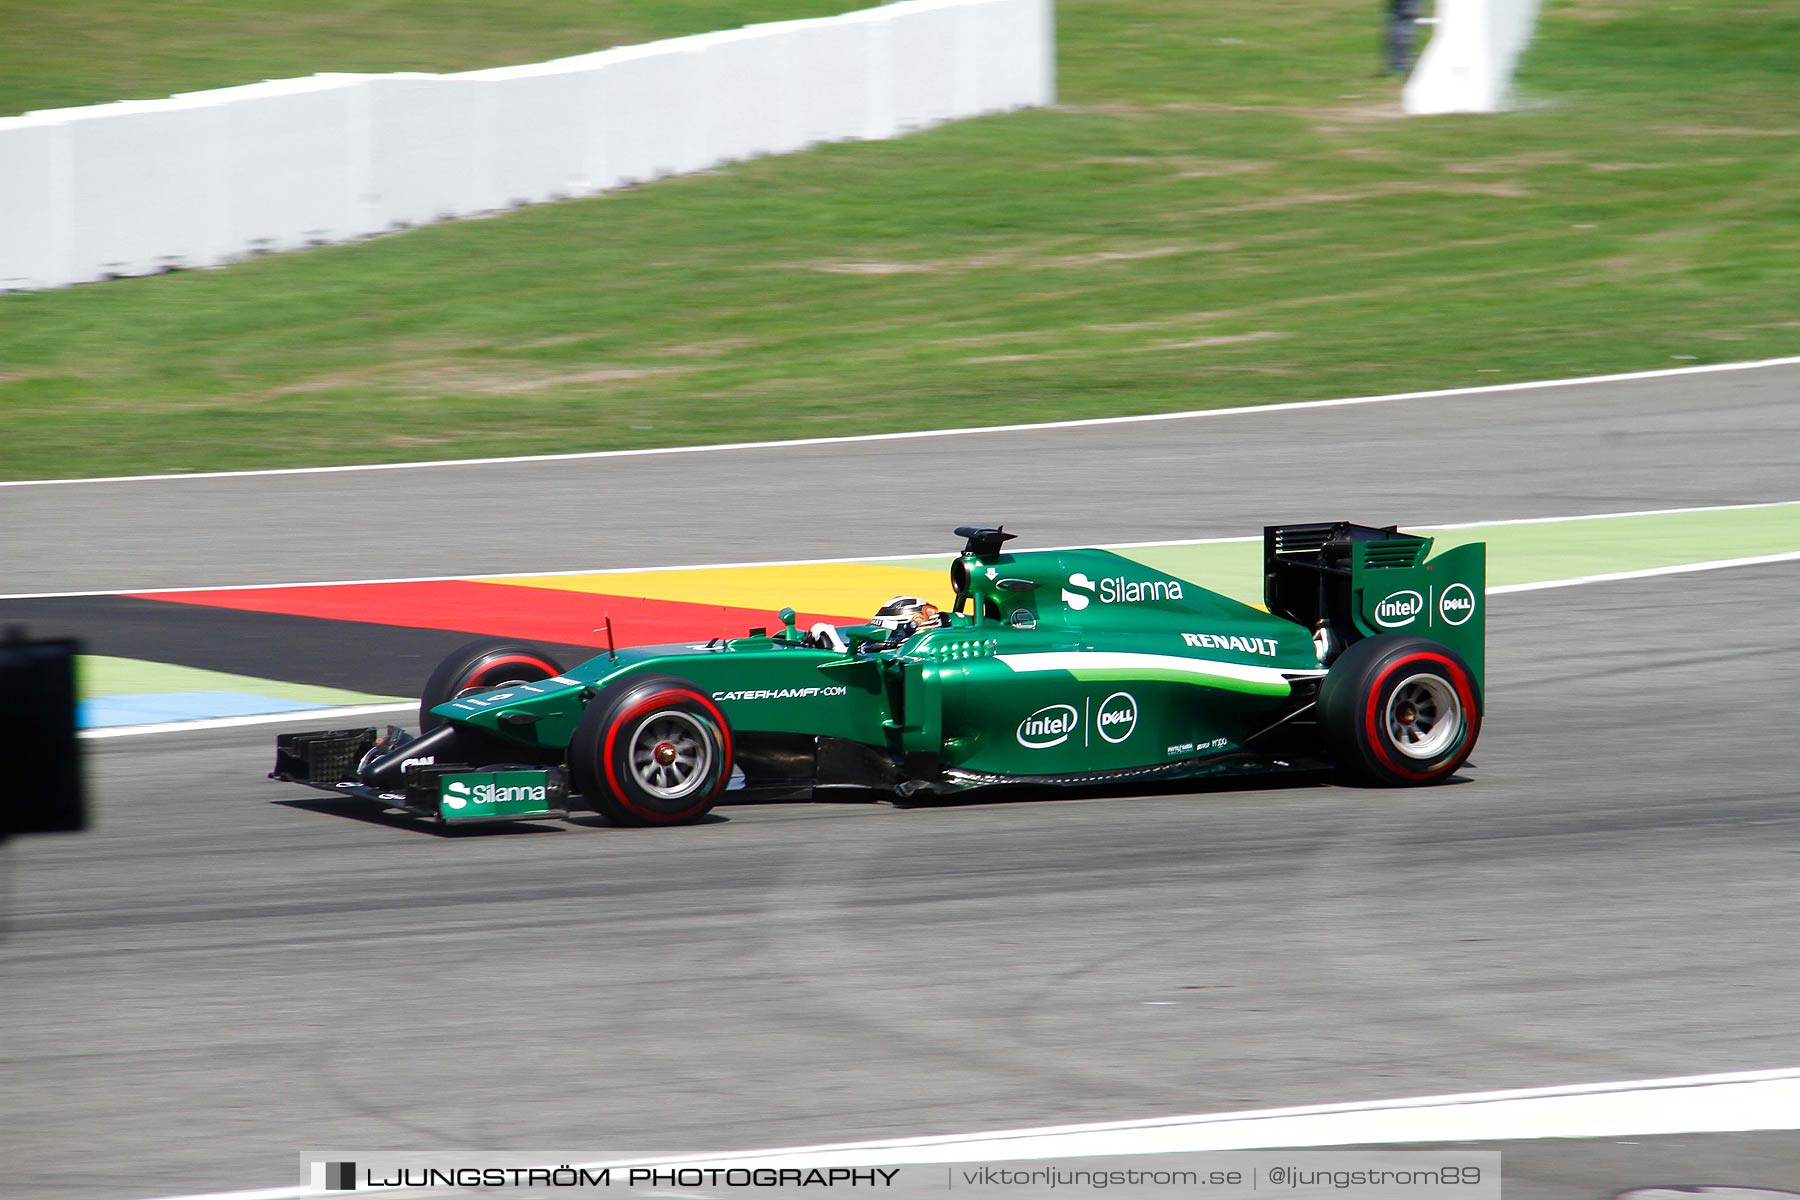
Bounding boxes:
419 639 564 731
1320 636 1482 786
570 675 732 826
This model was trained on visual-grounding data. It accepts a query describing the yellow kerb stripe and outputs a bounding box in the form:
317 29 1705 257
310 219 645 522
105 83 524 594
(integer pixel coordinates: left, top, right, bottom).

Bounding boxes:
477 562 949 618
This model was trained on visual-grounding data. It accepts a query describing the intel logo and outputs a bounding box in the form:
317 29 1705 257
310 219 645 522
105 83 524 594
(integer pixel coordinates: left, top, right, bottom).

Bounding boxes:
1018 704 1079 749
1375 589 1424 628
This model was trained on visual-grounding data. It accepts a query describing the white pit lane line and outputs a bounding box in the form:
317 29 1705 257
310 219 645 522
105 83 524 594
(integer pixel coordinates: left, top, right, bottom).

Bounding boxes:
78 546 1800 740
135 1066 1800 1199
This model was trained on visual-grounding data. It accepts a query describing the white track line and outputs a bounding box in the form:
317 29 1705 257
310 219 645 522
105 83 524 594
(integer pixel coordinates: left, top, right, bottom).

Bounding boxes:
78 702 415 741
5 499 1794 602
10 354 1800 490
1416 498 1800 530
1488 551 1800 593
76 548 1800 740
134 1065 1800 1200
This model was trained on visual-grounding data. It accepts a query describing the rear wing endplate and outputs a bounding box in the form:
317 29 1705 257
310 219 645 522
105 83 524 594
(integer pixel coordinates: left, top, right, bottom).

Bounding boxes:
1265 522 1485 690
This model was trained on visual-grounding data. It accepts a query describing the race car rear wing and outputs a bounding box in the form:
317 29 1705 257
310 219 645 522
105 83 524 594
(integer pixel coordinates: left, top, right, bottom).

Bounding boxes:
1264 522 1485 689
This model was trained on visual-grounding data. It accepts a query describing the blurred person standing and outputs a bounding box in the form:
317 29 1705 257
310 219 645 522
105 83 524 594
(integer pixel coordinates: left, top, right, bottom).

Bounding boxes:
1384 0 1423 74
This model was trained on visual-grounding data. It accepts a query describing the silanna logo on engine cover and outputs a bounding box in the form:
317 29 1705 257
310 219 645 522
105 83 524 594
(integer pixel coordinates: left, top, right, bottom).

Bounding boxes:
1062 572 1184 611
1018 704 1079 749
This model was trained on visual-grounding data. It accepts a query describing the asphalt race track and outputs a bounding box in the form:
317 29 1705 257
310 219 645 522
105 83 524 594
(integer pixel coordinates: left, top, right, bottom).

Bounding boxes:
5 366 1800 1199
3 361 1798 594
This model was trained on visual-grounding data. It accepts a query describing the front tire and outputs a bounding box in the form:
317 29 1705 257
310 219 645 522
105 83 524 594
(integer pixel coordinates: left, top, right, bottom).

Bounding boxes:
569 674 733 826
419 639 565 731
1319 635 1481 785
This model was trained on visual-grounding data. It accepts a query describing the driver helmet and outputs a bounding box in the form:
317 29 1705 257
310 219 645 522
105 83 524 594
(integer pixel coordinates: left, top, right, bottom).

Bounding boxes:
871 596 939 631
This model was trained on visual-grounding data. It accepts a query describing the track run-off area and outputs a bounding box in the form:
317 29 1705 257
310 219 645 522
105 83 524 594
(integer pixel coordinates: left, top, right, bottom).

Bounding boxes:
4 358 1800 1199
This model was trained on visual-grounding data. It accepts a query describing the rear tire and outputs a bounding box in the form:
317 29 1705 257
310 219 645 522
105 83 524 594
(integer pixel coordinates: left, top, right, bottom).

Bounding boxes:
570 674 732 826
1319 634 1481 785
419 639 565 731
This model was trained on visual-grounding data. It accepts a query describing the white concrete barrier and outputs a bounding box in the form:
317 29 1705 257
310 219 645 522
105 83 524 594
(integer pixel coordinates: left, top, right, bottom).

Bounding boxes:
0 0 1055 291
461 61 590 209
186 76 378 254
888 1 965 132
363 74 492 229
786 12 892 145
1404 0 1543 115
584 39 713 188
0 116 63 290
700 26 804 164
53 96 223 282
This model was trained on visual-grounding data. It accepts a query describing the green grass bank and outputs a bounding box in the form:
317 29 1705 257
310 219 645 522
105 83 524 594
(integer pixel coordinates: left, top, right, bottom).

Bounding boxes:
1 0 1795 479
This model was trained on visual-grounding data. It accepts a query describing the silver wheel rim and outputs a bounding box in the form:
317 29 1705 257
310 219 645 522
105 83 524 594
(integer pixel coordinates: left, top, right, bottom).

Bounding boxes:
454 675 530 700
1384 672 1462 760
629 711 715 801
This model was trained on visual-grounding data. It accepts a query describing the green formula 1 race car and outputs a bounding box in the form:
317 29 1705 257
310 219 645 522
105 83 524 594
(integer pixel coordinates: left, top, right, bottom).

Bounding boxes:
271 522 1485 827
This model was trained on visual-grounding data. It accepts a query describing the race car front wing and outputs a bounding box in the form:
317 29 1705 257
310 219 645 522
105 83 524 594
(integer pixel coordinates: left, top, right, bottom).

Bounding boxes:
271 727 572 825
